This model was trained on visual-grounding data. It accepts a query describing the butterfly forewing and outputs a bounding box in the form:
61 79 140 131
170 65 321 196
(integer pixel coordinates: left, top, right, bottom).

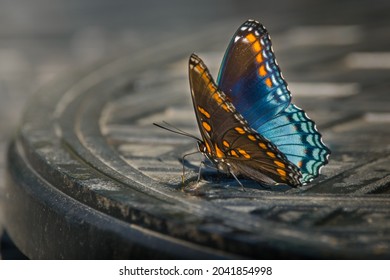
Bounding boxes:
189 54 302 187
217 20 291 129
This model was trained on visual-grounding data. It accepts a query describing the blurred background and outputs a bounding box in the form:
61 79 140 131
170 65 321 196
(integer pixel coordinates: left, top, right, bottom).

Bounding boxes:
0 0 389 259
1 0 388 141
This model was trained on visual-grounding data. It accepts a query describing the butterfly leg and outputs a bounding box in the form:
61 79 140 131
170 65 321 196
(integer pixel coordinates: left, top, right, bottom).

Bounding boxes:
229 171 246 191
197 160 206 182
181 150 201 185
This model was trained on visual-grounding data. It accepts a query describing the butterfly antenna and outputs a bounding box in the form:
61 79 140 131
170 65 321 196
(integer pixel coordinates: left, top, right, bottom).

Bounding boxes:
154 121 204 186
153 121 202 142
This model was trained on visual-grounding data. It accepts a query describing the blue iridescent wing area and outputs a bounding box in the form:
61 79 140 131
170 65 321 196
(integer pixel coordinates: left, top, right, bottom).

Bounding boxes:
217 20 330 184
217 20 291 129
259 103 330 183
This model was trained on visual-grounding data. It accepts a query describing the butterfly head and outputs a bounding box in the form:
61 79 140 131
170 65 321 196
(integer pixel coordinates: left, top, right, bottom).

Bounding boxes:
196 140 215 165
197 139 233 175
197 141 207 154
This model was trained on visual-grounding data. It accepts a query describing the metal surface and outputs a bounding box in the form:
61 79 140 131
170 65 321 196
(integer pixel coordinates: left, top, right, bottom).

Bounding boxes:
1 0 390 259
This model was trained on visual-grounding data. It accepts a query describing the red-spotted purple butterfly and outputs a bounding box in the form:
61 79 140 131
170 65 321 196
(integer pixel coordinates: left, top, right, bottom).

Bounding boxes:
157 19 330 188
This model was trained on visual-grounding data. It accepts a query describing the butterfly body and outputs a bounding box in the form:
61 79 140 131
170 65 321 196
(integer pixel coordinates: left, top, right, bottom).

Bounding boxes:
187 20 330 188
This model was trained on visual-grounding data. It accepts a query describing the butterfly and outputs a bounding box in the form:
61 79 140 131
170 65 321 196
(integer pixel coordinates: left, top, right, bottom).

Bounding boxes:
187 19 330 188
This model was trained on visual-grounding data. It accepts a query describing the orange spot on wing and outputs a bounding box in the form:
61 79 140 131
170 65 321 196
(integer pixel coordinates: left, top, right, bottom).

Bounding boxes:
274 160 286 168
277 168 287 177
267 151 276 158
230 150 239 157
207 83 217 92
256 53 263 63
248 135 256 141
212 93 223 104
221 103 229 112
234 127 245 134
197 106 210 118
252 42 261 52
258 65 267 76
265 77 272 87
223 140 230 148
195 65 203 73
237 148 251 159
202 74 210 84
259 143 267 149
202 121 211 132
246 33 256 43
215 144 224 158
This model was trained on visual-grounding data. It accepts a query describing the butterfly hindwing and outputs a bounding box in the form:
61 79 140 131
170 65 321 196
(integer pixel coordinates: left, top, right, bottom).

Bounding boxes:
259 104 330 183
217 19 330 184
189 54 302 187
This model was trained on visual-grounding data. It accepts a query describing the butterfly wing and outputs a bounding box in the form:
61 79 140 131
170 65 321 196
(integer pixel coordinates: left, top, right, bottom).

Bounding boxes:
259 103 330 183
217 19 330 184
217 20 290 129
189 53 301 187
